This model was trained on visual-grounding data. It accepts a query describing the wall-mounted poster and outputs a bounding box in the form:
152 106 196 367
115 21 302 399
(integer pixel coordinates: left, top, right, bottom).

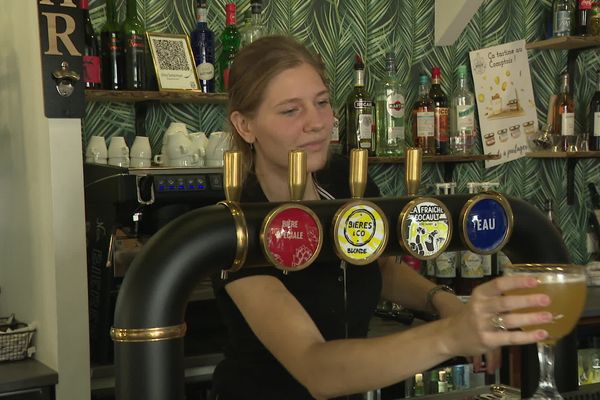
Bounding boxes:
469 40 538 168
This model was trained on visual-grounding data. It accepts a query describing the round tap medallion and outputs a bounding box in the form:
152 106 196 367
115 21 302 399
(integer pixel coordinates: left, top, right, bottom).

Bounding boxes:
332 202 388 265
260 204 323 271
460 192 513 255
398 198 452 260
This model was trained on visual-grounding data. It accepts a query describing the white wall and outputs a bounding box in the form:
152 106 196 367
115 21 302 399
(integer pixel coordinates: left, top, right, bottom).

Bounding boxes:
0 1 90 399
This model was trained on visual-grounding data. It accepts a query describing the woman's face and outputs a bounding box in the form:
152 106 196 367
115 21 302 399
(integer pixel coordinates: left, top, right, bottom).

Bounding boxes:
245 63 334 174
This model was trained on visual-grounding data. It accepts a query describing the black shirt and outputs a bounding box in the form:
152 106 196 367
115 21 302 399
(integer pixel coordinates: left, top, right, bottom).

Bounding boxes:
211 155 383 399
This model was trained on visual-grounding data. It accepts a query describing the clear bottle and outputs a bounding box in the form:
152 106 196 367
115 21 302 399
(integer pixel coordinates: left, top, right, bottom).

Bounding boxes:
430 67 450 155
375 52 405 157
589 70 600 150
345 54 375 156
122 0 147 90
450 65 476 154
217 3 241 92
81 0 101 89
240 1 266 47
554 0 575 37
412 74 435 155
190 0 215 93
552 72 576 151
100 0 124 90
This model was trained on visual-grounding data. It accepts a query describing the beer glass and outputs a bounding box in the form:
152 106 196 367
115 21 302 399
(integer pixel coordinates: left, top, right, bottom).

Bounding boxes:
504 264 587 400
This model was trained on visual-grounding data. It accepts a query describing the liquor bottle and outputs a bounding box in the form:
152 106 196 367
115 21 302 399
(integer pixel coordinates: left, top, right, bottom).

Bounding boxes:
100 0 124 90
430 67 450 154
554 0 574 37
450 65 475 154
576 0 592 35
412 74 435 154
122 0 146 90
457 251 485 296
413 373 425 397
589 70 600 150
190 0 215 93
590 2 600 35
81 0 101 89
434 252 458 290
240 1 266 47
345 54 375 155
375 52 405 157
218 3 241 92
330 114 343 155
552 72 575 151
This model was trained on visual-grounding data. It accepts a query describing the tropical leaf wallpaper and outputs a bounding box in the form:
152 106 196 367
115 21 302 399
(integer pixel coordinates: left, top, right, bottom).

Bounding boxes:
83 0 600 265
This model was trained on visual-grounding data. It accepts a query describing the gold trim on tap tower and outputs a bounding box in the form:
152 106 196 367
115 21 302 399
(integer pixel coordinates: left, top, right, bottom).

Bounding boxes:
349 148 368 199
289 149 307 201
111 323 187 342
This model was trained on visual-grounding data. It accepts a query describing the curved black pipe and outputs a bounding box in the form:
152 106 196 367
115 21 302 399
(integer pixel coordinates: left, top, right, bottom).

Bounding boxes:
114 195 575 400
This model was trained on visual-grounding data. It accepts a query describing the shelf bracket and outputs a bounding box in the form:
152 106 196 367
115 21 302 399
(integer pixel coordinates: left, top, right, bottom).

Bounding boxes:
567 157 577 205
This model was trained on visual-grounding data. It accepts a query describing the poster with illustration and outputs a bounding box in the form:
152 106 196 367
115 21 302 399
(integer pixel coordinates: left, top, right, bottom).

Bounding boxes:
469 40 538 168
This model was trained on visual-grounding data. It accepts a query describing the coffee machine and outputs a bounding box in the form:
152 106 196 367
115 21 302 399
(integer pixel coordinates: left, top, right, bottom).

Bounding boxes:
83 163 227 365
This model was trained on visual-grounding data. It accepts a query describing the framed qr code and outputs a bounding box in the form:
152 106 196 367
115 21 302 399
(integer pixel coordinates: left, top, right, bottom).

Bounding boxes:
146 32 200 92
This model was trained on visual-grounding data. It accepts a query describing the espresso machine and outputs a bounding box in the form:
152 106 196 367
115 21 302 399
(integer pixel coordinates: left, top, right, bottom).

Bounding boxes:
83 163 226 365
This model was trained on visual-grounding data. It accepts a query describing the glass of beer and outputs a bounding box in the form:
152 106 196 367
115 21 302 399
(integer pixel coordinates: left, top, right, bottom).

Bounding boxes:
504 264 588 400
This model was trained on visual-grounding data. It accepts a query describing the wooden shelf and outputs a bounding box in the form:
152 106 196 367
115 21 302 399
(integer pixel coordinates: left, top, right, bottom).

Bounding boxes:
525 36 600 50
369 154 500 164
526 151 600 159
85 89 228 104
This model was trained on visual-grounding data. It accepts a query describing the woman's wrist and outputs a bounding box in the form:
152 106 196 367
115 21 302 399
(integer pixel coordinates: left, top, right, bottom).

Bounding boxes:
426 285 456 316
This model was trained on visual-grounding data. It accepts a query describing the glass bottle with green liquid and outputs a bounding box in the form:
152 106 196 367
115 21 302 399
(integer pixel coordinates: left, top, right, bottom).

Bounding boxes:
375 52 405 156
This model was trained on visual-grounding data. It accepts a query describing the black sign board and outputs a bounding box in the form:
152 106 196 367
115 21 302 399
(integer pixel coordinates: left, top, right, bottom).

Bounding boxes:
37 0 85 118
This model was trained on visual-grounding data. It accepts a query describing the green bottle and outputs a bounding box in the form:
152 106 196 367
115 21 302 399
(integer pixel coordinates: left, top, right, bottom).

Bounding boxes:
375 52 405 156
218 3 241 92
122 0 146 90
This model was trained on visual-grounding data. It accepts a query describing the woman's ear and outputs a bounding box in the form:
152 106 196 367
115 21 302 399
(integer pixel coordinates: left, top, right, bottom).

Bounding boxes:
230 111 255 145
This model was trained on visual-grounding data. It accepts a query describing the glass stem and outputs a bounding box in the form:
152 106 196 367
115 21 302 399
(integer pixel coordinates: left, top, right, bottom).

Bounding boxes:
536 342 563 399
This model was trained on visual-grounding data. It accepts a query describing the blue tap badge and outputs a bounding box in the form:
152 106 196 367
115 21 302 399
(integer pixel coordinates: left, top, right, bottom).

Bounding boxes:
460 193 513 255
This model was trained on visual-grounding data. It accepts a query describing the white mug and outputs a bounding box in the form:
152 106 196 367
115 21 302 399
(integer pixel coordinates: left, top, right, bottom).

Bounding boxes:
108 156 130 167
86 135 108 163
153 153 168 165
130 136 152 159
167 153 200 167
108 136 129 158
130 157 151 168
166 132 193 160
206 131 233 167
165 122 189 137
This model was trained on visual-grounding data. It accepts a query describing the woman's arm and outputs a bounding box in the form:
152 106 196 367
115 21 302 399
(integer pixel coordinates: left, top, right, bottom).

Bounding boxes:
226 273 551 399
379 256 463 317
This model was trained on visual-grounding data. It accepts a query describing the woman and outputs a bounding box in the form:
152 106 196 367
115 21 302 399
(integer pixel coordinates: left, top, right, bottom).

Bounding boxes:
211 35 551 400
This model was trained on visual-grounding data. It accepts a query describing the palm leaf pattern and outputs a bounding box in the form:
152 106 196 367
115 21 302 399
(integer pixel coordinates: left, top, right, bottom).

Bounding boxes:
84 0 600 264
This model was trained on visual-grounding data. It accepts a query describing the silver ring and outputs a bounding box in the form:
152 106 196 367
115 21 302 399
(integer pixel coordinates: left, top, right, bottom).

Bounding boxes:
491 314 507 331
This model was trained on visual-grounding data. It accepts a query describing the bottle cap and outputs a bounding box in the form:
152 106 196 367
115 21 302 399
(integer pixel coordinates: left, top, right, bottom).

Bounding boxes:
419 74 429 85
457 65 468 77
225 3 236 12
354 54 364 70
431 66 441 79
251 1 262 14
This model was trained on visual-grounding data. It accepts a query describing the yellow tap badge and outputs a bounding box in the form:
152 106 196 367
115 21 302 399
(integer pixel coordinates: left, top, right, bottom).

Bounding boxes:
333 202 388 265
398 198 452 260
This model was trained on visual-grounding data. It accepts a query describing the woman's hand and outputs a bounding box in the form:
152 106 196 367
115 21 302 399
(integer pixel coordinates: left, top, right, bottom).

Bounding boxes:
440 275 552 366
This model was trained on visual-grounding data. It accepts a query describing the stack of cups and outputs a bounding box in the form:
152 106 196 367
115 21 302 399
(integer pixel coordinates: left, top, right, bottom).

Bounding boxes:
108 136 130 167
85 136 108 164
130 136 152 168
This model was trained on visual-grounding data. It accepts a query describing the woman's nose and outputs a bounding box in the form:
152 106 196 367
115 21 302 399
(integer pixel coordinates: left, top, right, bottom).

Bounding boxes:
303 105 327 132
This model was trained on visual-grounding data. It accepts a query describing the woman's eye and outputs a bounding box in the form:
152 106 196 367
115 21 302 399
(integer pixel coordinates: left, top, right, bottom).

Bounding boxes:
317 99 330 107
281 108 298 115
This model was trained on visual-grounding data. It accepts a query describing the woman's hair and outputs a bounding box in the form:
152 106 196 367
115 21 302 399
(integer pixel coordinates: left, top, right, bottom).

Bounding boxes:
227 35 328 177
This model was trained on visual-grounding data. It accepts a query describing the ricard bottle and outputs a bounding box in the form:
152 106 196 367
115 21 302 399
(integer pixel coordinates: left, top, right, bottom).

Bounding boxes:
412 74 435 155
190 0 215 93
375 53 405 157
345 54 375 155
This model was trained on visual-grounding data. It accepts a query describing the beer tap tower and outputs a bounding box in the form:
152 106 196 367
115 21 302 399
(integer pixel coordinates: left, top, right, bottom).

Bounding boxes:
111 149 576 400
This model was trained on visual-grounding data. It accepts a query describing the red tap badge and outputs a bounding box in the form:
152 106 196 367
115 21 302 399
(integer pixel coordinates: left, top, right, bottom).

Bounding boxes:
261 205 323 271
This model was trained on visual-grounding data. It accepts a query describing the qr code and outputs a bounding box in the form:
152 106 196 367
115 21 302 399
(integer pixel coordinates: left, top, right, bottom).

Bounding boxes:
153 39 190 71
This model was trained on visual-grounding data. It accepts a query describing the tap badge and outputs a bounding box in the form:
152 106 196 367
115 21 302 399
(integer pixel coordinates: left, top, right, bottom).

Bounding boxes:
333 202 388 265
399 198 452 260
460 192 513 254
261 205 323 271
